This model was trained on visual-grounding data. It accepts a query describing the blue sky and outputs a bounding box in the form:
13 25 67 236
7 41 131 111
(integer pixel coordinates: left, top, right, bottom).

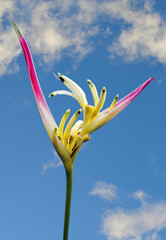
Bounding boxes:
1 0 166 239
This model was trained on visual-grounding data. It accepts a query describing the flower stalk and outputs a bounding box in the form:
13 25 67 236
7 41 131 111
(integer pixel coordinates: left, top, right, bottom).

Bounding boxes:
63 167 73 240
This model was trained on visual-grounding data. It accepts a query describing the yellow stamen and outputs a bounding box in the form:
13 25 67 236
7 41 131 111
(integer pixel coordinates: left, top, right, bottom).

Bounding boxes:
109 94 119 111
58 109 70 142
64 109 82 146
71 134 91 157
87 79 99 106
66 133 76 153
83 105 94 124
91 87 106 120
67 134 81 154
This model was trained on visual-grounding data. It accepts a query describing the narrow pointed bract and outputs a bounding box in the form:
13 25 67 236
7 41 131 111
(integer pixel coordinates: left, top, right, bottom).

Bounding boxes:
13 22 71 167
88 77 154 133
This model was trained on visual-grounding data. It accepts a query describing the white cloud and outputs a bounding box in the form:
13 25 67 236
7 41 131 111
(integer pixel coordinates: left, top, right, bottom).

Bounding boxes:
101 190 166 240
145 232 160 240
40 149 63 175
0 0 20 76
132 189 147 203
0 0 14 21
1 0 166 76
0 28 21 75
27 0 99 63
90 181 118 201
103 0 166 63
0 0 99 75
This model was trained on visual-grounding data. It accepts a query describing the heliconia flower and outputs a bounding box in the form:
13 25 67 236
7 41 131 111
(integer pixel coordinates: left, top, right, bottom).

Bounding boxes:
13 22 153 170
14 22 153 240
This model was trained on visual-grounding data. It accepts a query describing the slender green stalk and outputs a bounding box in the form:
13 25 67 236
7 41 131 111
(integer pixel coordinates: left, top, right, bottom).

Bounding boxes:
63 167 73 240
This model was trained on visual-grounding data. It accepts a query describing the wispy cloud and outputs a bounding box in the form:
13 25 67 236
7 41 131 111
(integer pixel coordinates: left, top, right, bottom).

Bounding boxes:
132 189 147 204
90 181 118 202
14 97 30 106
0 0 99 76
103 0 166 63
40 149 63 175
157 79 163 84
1 0 166 76
101 189 166 240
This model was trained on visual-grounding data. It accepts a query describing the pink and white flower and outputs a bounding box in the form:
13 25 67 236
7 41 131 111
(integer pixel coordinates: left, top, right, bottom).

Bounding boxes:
14 22 153 169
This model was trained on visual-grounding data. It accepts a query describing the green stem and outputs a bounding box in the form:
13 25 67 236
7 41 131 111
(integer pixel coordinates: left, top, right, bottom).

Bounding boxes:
63 167 73 240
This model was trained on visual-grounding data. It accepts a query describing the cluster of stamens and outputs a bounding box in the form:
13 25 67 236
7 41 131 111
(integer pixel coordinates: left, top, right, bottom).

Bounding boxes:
49 73 118 156
53 109 90 156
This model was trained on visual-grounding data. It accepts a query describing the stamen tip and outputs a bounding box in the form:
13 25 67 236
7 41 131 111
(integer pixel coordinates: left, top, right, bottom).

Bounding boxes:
87 79 91 84
84 134 91 141
49 93 54 97
102 87 106 92
77 109 82 115
53 72 64 82
54 127 58 135
66 109 70 114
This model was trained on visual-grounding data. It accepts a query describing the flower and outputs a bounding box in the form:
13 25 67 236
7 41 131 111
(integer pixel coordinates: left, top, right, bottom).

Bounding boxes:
13 22 153 170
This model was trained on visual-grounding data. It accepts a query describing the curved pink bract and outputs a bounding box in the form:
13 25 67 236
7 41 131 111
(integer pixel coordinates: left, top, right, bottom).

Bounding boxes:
115 77 153 108
90 77 153 133
17 33 57 132
14 23 73 164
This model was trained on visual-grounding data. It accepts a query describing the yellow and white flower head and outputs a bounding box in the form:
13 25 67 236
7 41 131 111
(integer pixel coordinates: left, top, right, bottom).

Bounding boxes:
14 22 153 170
49 72 153 157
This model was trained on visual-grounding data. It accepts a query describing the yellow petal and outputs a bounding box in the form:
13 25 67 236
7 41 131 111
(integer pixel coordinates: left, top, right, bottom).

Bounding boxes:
109 94 119 111
90 87 106 120
64 109 82 146
58 109 70 142
87 79 99 106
